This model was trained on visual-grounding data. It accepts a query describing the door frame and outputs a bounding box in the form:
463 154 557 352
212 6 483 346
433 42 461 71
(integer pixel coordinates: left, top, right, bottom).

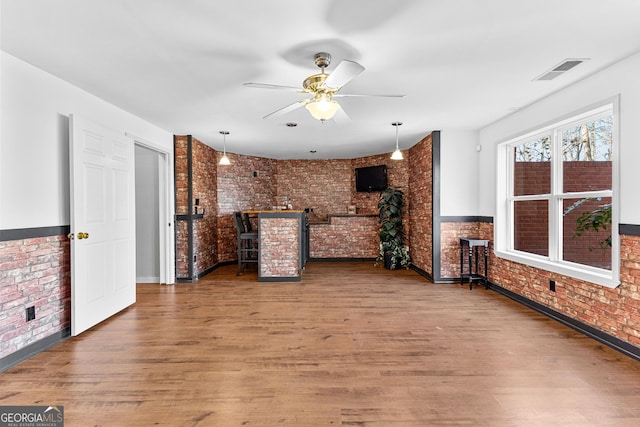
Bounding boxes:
127 132 176 285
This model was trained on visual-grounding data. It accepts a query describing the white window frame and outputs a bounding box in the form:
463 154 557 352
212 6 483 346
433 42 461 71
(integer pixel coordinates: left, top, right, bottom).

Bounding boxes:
495 99 619 288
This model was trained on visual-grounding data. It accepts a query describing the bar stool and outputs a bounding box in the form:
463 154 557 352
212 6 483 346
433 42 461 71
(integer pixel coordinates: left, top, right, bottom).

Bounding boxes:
233 212 258 275
459 237 489 290
244 212 255 232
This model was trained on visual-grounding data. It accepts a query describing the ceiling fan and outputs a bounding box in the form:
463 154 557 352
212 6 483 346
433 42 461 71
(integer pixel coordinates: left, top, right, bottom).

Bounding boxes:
243 52 404 122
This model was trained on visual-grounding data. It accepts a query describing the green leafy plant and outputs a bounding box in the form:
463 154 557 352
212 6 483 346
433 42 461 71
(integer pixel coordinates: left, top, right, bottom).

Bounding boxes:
376 187 410 269
565 197 612 250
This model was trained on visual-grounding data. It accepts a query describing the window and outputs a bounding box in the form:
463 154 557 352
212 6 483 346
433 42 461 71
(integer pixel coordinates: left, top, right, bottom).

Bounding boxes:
496 101 619 288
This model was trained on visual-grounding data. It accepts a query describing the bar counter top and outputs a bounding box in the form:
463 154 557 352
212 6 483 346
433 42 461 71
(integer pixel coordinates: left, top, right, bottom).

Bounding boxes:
244 209 305 214
308 213 377 225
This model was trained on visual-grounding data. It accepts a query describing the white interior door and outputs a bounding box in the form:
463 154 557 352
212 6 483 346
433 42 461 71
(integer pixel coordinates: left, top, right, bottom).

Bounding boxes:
70 115 136 336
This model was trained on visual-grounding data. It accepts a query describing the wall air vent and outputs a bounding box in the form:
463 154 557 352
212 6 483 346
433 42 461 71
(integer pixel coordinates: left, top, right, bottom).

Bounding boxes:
534 58 589 81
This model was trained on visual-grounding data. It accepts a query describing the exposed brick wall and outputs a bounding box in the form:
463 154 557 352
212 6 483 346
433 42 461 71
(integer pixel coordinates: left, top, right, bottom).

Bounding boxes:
217 215 237 264
352 152 409 216
174 136 189 215
174 136 221 277
217 152 276 263
310 216 378 259
479 218 640 347
192 138 218 276
0 236 70 358
276 159 352 219
183 145 401 267
4 132 639 368
217 153 276 215
174 136 190 277
620 234 640 345
175 220 189 277
408 134 433 276
271 153 409 262
440 222 487 279
273 155 409 220
259 217 299 278
350 153 410 259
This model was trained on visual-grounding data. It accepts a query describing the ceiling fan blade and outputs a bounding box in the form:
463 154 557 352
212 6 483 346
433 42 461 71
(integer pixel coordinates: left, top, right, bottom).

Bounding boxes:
243 82 302 92
324 60 365 89
332 105 351 124
333 93 406 98
262 100 307 119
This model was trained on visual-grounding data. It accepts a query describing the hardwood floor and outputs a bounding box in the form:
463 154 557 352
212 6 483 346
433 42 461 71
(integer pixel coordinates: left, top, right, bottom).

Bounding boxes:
1 262 639 426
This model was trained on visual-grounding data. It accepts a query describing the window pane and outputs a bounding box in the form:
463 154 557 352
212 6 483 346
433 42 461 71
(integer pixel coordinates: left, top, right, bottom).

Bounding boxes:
513 136 551 196
563 197 612 270
514 200 548 256
562 116 612 192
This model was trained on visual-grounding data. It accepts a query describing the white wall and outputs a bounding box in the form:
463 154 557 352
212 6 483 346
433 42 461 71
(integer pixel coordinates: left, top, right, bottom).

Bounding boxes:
478 51 640 225
0 52 174 229
0 10 2 227
439 130 479 216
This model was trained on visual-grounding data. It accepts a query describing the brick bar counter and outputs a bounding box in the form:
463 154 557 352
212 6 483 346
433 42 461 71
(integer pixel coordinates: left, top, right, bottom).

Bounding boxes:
257 211 307 282
308 214 378 259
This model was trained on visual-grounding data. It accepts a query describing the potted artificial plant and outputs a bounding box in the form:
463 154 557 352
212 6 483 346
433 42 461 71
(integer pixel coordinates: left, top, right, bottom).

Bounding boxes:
376 187 410 269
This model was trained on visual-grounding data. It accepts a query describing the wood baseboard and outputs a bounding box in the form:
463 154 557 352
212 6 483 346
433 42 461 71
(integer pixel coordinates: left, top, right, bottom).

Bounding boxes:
488 281 640 361
0 327 71 373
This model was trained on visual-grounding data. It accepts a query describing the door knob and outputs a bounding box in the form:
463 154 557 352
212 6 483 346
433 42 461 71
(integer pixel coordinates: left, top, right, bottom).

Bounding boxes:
77 232 90 240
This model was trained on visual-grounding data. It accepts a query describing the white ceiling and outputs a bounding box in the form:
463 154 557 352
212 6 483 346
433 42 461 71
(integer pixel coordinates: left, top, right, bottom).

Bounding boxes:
3 0 640 159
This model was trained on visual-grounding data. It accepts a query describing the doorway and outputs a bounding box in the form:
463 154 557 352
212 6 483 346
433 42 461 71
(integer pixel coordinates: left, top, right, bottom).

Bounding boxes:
133 141 175 284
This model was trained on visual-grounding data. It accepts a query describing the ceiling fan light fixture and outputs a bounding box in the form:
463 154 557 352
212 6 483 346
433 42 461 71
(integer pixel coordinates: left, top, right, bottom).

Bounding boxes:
305 95 340 121
390 122 404 160
219 130 231 165
305 101 339 120
246 52 404 123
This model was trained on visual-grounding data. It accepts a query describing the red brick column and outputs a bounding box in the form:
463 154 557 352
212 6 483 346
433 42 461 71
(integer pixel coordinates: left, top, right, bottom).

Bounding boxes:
408 134 433 276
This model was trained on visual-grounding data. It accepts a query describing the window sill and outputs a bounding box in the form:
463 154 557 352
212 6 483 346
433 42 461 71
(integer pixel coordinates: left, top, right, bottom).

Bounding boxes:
494 249 619 289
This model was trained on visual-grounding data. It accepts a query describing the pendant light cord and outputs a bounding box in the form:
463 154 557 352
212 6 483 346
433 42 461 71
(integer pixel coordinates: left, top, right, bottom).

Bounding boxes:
392 121 403 150
223 133 227 155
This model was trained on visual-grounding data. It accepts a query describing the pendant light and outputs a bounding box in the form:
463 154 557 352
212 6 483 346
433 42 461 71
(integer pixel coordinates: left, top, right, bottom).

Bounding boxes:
219 130 230 165
391 122 403 160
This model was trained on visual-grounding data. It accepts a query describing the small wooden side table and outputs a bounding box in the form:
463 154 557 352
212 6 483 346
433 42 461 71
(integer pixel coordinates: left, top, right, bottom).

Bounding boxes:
459 238 490 290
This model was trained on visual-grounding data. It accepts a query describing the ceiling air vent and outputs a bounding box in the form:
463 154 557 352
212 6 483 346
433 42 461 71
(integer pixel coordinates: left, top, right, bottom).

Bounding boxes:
534 58 589 81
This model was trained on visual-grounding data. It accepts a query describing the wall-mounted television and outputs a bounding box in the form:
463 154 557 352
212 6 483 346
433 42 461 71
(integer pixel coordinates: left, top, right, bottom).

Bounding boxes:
355 165 388 192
